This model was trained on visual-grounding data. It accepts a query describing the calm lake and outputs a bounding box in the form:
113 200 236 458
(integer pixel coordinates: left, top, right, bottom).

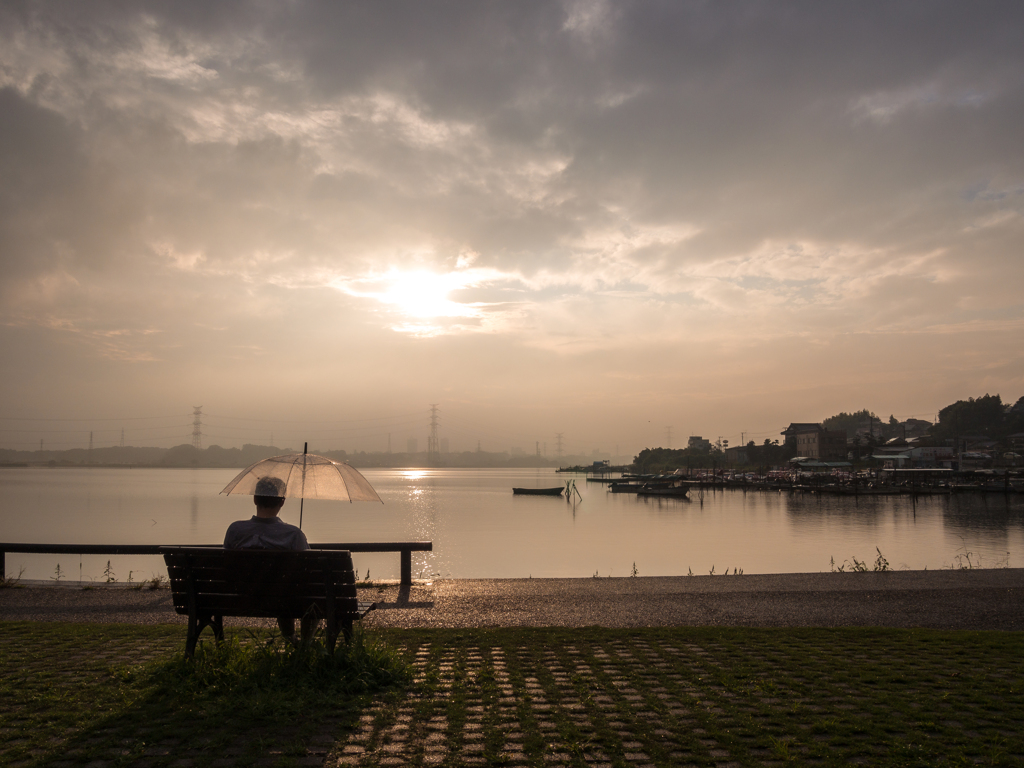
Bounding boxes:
2 467 1023 582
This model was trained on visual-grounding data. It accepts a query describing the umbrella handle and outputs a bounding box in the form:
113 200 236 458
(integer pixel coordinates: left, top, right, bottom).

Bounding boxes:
300 442 308 528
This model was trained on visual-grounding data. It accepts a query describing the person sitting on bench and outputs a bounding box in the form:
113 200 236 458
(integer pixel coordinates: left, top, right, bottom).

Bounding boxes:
224 476 314 644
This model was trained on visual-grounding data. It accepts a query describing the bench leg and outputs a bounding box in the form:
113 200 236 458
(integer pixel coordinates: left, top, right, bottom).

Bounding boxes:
300 615 318 646
186 616 200 659
401 550 411 585
324 600 340 652
186 613 222 658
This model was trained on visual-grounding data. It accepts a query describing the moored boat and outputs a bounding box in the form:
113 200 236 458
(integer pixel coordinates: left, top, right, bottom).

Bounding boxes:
512 487 564 496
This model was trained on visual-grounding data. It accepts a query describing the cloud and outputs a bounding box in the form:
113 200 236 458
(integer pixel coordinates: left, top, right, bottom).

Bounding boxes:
0 1 1022 447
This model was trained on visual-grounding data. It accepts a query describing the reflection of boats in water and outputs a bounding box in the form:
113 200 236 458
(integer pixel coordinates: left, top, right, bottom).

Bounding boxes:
609 482 673 493
636 486 690 498
512 487 564 496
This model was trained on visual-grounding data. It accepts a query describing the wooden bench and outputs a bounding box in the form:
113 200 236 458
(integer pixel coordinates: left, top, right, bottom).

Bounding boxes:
160 547 376 657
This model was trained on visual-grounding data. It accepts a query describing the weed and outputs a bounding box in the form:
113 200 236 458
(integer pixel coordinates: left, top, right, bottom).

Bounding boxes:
631 561 639 577
0 566 25 588
103 560 116 583
709 564 715 575
873 547 890 572
145 574 167 590
687 566 694 576
769 735 793 761
947 537 1008 570
52 563 63 582
831 549 891 573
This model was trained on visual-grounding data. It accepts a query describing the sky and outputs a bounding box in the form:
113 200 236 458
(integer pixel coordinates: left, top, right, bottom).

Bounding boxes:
1 0 1022 458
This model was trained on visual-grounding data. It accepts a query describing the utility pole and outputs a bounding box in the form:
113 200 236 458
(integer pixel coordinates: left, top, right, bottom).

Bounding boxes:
555 433 564 457
427 404 440 462
192 406 203 450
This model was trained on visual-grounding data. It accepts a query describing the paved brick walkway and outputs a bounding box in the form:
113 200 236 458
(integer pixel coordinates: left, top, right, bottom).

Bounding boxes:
325 631 1024 768
3 623 1023 767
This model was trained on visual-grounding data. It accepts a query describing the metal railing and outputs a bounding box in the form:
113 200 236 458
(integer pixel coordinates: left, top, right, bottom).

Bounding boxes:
0 541 433 586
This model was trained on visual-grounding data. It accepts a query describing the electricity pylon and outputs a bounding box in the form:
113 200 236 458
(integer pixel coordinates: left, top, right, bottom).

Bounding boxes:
192 406 203 450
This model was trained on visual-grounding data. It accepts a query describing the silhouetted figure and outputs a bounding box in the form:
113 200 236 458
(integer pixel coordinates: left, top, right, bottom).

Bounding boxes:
224 476 313 644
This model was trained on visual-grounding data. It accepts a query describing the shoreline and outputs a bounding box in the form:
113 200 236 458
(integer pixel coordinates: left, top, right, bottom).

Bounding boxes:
2 568 1022 630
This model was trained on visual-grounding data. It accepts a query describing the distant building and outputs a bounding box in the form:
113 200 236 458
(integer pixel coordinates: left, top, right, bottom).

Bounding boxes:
901 418 932 439
688 436 711 452
782 423 847 460
723 445 749 465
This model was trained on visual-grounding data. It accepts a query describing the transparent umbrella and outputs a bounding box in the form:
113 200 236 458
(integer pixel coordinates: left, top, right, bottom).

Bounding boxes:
221 443 382 528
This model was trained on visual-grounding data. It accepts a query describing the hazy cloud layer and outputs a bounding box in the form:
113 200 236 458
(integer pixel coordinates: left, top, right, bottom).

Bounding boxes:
1 1 1022 453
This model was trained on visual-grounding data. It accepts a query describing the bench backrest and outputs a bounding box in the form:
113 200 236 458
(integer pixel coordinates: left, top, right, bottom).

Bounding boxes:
160 547 357 619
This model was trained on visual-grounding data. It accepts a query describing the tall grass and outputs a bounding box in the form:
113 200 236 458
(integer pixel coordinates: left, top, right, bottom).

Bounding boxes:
126 628 412 722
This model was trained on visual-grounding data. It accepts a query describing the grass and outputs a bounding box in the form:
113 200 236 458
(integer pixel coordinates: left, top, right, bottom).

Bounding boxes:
0 622 410 767
2 623 1023 766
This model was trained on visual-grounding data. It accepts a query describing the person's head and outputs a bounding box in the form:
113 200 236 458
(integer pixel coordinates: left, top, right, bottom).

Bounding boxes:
253 476 286 515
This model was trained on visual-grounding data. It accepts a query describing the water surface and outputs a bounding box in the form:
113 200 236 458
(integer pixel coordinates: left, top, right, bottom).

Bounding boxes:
2 467 1021 581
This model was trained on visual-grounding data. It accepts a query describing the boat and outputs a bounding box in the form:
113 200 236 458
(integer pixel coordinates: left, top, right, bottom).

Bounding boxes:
512 487 564 496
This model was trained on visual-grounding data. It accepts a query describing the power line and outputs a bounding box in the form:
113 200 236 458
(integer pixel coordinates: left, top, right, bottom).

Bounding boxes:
0 414 190 422
202 410 426 424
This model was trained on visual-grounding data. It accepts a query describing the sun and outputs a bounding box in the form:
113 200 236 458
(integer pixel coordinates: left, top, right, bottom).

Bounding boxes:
332 265 512 334
377 271 471 319
365 268 494 321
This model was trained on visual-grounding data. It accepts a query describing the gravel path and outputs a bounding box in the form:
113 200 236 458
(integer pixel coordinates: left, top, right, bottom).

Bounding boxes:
2 568 1022 630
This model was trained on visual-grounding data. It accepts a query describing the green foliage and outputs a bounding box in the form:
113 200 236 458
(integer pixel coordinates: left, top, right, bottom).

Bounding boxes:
141 628 412 716
931 393 1023 442
634 440 790 470
822 409 880 438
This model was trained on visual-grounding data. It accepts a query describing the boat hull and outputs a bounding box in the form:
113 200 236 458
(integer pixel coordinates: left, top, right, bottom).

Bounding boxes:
512 487 564 496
